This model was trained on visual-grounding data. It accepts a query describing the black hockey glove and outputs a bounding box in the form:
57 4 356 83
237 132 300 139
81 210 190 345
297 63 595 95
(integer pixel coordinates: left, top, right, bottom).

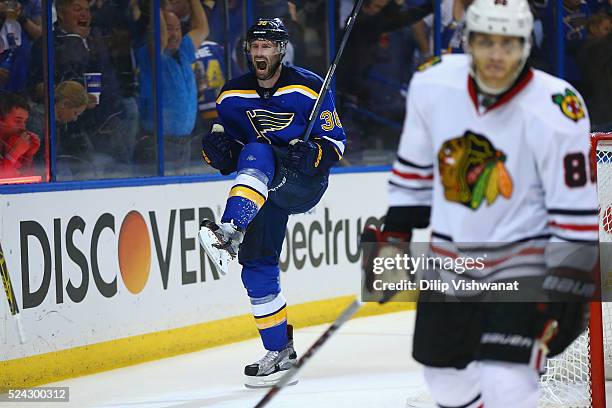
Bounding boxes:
535 302 589 358
283 139 321 176
361 225 412 304
202 124 235 173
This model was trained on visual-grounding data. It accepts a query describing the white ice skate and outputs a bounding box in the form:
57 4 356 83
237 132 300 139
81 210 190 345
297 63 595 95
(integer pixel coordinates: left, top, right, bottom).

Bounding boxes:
244 330 298 388
198 219 243 275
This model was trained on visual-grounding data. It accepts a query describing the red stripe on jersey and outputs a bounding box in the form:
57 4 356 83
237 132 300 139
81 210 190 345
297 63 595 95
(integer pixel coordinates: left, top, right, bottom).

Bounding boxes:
430 245 545 268
549 221 598 231
468 76 478 111
488 70 534 112
392 169 433 180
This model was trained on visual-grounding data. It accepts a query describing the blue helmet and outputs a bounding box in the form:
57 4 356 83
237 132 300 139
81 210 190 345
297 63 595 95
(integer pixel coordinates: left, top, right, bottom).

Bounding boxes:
244 18 289 55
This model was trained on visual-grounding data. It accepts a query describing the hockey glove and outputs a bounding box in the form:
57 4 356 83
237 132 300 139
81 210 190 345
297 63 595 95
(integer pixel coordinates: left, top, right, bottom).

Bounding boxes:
535 302 589 358
361 225 412 304
283 139 322 176
202 124 234 172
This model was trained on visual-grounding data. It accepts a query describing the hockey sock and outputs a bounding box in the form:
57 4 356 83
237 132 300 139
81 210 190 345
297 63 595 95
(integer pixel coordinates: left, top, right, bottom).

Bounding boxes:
251 292 288 351
222 143 275 230
480 361 539 407
424 363 483 408
222 168 269 230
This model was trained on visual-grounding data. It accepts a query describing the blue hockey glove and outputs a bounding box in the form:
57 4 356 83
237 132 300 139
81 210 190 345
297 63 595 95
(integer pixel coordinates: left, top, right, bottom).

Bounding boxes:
283 139 322 176
202 124 233 171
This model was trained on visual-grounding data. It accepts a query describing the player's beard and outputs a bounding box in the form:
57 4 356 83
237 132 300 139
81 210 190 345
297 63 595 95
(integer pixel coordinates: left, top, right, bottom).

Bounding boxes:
253 55 282 81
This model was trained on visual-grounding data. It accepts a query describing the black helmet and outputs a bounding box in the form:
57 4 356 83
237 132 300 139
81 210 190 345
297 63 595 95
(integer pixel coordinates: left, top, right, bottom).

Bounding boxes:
244 18 289 54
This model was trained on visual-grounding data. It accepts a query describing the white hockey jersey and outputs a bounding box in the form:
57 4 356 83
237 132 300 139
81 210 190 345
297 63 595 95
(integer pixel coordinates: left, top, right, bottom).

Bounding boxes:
389 54 598 283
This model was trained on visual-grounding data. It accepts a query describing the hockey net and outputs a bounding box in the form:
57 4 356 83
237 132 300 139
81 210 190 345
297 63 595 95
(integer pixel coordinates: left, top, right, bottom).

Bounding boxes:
539 132 612 408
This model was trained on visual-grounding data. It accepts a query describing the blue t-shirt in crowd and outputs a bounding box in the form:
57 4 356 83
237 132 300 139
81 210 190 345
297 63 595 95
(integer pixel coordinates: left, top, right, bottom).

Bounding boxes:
195 40 226 120
0 0 41 92
137 36 197 137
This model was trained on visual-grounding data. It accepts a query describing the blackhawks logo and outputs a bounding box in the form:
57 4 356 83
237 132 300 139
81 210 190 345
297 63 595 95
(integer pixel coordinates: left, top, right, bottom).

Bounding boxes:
438 131 513 210
552 88 585 122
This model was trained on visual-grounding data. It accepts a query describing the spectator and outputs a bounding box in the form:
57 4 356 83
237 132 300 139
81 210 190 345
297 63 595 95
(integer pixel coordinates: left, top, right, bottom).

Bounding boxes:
28 0 140 177
0 0 42 92
577 13 612 130
412 0 467 62
27 80 89 145
166 0 191 34
54 80 89 124
204 0 247 76
136 0 209 174
204 1 301 75
205 0 300 42
541 0 595 89
587 11 612 38
90 0 140 99
194 39 226 122
337 0 432 105
0 92 40 177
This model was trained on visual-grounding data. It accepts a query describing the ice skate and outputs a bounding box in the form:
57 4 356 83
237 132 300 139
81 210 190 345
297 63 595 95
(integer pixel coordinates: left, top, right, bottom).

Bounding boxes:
198 219 244 275
244 325 298 388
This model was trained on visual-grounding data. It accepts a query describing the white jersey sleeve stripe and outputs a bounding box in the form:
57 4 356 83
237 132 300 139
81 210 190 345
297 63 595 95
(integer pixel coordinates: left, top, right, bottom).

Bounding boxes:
389 181 432 207
393 160 434 177
548 221 598 232
389 177 433 191
547 208 598 216
392 168 434 180
389 180 433 191
397 155 434 169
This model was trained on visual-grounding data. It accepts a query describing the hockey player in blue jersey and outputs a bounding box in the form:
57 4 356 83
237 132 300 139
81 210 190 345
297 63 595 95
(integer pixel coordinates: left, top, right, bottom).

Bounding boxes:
198 18 346 388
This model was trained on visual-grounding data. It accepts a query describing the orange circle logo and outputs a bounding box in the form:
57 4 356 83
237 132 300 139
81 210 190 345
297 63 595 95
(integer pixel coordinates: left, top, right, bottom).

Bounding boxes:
118 211 151 294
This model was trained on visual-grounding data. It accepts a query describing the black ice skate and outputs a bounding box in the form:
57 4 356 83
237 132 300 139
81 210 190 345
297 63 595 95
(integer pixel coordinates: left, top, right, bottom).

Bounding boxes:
244 325 298 388
198 219 244 275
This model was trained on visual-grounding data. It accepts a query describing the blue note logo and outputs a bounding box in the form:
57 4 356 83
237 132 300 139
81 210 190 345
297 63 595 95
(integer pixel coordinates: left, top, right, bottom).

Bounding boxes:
247 109 294 143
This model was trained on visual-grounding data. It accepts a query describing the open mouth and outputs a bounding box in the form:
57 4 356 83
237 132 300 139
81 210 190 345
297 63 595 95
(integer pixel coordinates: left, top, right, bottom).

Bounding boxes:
77 20 89 29
255 60 267 71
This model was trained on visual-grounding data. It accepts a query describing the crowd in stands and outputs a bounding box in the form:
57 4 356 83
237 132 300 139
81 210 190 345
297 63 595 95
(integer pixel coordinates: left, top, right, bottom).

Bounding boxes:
335 0 612 163
0 0 610 183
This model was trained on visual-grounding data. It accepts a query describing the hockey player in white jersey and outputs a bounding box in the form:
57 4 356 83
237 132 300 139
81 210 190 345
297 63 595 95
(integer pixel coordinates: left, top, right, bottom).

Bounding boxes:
363 0 599 406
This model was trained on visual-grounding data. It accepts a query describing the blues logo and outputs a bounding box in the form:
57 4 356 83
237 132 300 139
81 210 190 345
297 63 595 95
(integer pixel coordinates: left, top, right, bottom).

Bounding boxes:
247 109 295 143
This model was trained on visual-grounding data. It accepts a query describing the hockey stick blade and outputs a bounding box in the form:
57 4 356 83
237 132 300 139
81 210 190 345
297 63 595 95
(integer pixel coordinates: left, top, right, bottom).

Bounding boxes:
0 242 26 344
253 299 363 408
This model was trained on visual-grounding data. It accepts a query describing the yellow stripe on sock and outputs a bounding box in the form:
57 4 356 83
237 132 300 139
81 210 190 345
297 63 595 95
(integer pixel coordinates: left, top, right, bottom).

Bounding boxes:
229 186 266 209
255 307 287 330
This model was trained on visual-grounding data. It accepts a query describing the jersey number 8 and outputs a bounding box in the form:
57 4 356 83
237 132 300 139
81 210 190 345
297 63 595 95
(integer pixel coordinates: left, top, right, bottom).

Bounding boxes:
564 152 595 187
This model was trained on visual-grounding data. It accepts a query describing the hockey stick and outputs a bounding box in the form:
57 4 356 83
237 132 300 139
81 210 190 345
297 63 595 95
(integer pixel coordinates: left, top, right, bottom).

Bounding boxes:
253 299 363 408
302 0 364 142
0 242 26 343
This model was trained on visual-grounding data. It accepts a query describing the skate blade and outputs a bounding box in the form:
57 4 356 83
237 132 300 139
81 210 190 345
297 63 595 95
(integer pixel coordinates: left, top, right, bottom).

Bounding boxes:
244 371 299 389
198 227 229 276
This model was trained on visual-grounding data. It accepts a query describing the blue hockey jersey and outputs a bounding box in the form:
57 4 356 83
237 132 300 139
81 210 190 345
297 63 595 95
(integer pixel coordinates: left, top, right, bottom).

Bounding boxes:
195 41 226 120
216 65 346 169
